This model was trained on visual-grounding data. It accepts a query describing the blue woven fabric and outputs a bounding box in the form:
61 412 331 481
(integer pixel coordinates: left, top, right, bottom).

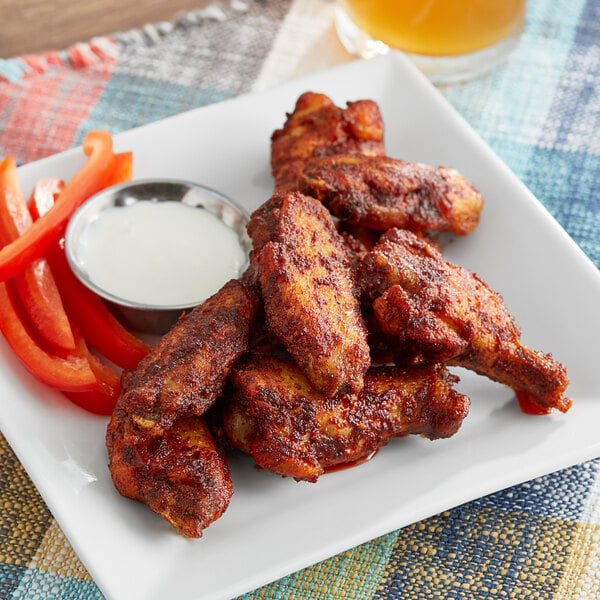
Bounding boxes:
443 0 599 268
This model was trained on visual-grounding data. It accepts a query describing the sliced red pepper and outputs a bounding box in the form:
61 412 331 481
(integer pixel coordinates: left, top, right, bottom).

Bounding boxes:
29 164 150 372
515 389 552 415
28 177 65 220
28 152 131 221
0 131 114 281
63 388 119 416
63 326 121 415
27 151 131 221
105 151 133 187
0 158 75 352
46 241 150 371
0 281 97 391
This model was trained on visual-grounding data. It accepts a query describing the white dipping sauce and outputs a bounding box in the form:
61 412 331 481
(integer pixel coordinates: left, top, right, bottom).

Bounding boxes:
77 201 247 307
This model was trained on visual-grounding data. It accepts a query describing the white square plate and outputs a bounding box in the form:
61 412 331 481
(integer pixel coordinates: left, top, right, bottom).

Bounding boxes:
3 53 600 600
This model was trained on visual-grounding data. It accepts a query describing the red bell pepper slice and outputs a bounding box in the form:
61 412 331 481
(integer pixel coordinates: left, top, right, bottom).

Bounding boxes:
0 158 75 352
28 151 131 220
105 151 133 187
0 131 114 281
28 177 65 220
63 326 122 415
515 389 552 415
30 170 150 372
63 387 119 416
0 281 97 391
46 242 150 371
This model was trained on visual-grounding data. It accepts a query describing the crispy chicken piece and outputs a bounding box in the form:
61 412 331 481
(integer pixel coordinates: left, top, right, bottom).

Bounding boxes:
300 154 483 235
114 278 256 436
106 278 256 537
248 192 370 396
107 414 232 538
337 222 383 274
338 222 382 253
246 193 285 256
224 353 470 482
362 306 396 365
359 229 571 413
250 198 376 276
271 92 385 192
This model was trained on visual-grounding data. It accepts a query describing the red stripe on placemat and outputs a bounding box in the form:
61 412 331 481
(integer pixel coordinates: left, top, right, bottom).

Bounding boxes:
0 38 119 165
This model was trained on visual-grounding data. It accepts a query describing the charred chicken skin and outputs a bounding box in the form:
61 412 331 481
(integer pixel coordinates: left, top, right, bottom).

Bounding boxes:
248 191 371 397
113 279 256 436
224 352 470 482
106 279 256 537
359 229 571 413
271 92 385 193
107 414 232 538
300 154 484 235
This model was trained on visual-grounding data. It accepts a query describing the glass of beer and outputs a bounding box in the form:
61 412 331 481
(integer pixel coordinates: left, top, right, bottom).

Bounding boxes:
335 0 527 83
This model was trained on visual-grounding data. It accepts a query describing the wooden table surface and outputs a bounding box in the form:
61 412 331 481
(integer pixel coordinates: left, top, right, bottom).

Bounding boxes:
0 0 212 58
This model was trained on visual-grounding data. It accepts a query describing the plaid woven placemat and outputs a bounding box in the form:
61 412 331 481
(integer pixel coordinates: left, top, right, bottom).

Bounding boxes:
0 0 599 598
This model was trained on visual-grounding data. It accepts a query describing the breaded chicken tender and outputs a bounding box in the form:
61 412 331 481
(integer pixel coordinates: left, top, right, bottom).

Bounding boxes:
359 229 571 413
224 353 470 482
248 192 370 396
271 92 385 192
300 154 483 235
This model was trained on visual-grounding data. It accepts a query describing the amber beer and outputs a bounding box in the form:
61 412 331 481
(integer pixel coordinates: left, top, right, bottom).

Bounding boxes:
339 0 526 57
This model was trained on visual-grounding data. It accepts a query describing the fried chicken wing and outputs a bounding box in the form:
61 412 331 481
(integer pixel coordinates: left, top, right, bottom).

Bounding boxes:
106 278 256 536
300 154 483 235
338 222 382 252
107 413 232 538
224 353 470 482
248 192 370 396
271 92 385 192
359 229 571 412
246 193 286 255
115 278 256 436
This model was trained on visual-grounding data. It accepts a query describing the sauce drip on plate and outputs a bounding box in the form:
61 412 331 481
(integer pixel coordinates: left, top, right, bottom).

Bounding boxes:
323 449 380 474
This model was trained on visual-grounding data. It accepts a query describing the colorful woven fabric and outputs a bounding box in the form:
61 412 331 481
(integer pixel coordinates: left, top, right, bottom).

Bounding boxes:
0 0 599 598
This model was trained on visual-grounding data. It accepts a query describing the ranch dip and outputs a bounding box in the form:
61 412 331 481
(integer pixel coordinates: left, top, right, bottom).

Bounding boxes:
77 200 247 307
